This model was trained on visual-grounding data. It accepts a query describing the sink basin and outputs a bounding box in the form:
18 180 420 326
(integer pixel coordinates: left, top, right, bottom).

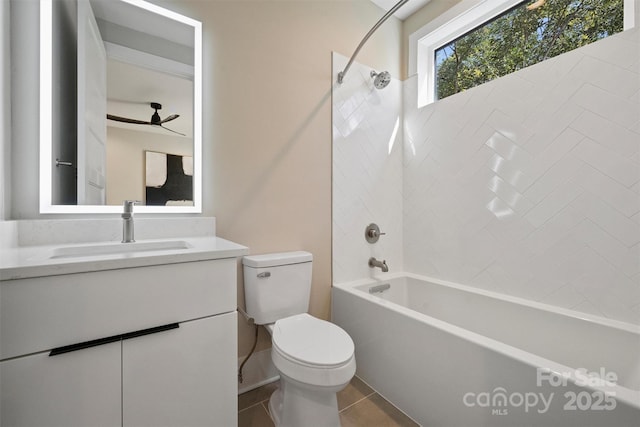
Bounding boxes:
49 240 191 259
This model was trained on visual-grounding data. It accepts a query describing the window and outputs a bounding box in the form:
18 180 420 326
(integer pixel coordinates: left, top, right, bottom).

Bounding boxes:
412 0 635 107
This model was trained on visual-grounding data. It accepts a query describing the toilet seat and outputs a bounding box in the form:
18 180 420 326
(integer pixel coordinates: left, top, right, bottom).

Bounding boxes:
272 313 354 368
269 314 356 387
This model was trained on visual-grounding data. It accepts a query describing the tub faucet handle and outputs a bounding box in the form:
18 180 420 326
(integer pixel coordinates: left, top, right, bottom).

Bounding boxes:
365 223 386 243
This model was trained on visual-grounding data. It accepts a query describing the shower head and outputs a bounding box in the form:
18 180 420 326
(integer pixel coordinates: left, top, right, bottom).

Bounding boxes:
370 70 391 89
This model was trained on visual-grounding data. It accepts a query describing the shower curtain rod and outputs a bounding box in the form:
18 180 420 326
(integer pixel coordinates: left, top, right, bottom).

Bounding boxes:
336 0 409 85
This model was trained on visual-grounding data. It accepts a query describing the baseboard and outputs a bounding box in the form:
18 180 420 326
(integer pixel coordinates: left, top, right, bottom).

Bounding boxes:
237 348 279 394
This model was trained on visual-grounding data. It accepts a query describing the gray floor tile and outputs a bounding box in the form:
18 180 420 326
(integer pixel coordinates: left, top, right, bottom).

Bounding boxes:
239 381 279 411
239 377 415 427
238 403 275 427
337 376 375 411
339 393 419 427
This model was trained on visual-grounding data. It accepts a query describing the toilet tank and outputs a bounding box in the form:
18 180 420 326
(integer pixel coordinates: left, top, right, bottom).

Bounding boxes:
242 251 313 325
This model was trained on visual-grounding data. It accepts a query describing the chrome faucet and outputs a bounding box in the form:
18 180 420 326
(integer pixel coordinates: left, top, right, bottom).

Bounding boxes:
122 200 139 243
369 257 389 272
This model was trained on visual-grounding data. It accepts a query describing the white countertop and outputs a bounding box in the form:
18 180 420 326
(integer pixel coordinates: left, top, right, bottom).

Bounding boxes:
0 236 249 281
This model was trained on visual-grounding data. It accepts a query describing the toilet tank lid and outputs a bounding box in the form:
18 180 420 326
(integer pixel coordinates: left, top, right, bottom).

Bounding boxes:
242 251 312 268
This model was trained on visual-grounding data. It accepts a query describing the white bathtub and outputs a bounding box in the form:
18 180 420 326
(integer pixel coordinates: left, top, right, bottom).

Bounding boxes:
332 273 640 427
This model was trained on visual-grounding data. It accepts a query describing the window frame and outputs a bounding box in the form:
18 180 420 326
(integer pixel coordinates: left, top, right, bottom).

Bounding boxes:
409 0 636 108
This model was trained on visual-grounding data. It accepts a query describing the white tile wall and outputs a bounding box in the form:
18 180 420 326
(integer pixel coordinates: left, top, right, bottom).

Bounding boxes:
403 28 640 324
332 29 639 324
332 53 403 283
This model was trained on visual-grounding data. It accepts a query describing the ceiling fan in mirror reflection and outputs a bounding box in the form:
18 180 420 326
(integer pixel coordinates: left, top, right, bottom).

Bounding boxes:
107 102 185 136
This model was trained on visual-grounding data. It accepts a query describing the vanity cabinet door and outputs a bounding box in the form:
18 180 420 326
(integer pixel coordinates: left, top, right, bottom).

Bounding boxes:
0 341 121 427
122 312 237 427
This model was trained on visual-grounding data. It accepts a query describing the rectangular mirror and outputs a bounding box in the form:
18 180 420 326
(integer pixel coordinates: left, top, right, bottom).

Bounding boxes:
40 0 202 213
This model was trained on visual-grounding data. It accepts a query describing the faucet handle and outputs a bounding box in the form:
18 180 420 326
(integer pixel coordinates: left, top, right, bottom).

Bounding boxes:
123 200 140 214
365 223 386 243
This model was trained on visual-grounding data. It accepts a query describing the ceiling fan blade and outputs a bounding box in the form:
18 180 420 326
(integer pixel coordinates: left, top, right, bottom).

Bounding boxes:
159 124 186 136
160 114 180 124
107 114 150 125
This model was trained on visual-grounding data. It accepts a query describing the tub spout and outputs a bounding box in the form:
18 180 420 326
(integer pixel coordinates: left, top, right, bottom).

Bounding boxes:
369 257 389 272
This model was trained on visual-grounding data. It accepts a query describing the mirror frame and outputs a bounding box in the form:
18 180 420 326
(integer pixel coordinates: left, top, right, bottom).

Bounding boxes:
39 0 202 214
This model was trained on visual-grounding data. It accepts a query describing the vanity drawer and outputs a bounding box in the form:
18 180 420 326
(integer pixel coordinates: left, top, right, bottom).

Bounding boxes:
0 258 236 360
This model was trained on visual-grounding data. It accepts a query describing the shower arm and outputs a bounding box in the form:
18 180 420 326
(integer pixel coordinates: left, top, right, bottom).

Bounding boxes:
336 0 409 85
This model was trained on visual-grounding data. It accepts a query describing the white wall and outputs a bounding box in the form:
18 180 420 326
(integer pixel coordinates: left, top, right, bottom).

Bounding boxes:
0 0 10 220
403 28 640 324
9 0 40 219
332 53 403 283
106 127 192 205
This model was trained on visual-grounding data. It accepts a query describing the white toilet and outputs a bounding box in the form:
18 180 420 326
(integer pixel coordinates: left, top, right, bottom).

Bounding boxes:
242 251 356 427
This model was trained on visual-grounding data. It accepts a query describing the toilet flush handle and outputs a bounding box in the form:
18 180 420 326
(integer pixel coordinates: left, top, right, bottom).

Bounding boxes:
257 272 271 278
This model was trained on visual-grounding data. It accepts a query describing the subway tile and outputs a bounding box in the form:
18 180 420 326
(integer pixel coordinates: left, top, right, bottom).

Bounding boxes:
524 181 582 228
582 33 640 70
523 204 584 255
485 131 534 172
485 109 534 145
485 78 541 123
453 144 495 185
488 154 533 192
631 302 640 320
487 175 534 215
524 155 584 204
538 284 586 309
571 219 629 270
525 128 585 180
568 252 640 320
620 244 640 278
616 27 640 44
571 137 640 187
570 55 640 99
484 209 537 243
571 193 640 247
569 299 607 318
531 233 587 273
570 83 640 129
470 266 511 294
522 101 584 156
528 73 584 124
574 165 640 217
569 109 640 158
480 262 532 296
519 50 581 98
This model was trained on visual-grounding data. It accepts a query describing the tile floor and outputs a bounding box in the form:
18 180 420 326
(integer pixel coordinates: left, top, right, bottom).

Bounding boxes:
238 376 418 427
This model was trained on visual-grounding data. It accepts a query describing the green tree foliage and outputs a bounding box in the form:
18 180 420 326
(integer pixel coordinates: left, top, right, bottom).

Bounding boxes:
435 0 624 100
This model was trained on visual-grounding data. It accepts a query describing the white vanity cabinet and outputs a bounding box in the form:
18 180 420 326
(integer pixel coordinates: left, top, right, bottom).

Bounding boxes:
0 257 239 427
1 341 122 427
122 313 237 427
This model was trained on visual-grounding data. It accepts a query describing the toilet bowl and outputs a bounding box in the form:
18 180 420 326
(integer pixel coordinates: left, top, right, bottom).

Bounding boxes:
242 252 356 427
266 313 355 426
